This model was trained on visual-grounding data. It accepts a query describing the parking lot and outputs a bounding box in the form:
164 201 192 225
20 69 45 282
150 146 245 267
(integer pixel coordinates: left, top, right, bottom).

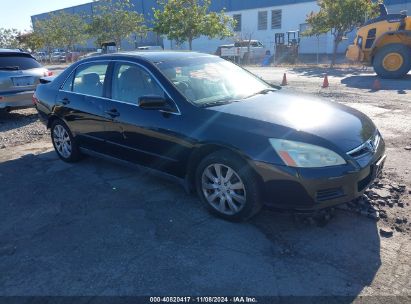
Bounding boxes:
0 65 410 300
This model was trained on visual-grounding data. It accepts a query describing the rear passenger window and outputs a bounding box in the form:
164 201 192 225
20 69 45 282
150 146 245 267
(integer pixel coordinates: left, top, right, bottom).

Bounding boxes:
62 72 74 91
71 63 108 97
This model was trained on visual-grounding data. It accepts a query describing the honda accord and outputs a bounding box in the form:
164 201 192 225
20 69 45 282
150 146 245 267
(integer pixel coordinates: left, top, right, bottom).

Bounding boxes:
34 52 386 221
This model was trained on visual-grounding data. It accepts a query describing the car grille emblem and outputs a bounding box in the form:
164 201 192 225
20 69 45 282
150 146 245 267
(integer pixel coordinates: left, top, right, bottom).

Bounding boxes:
347 133 380 158
366 139 376 153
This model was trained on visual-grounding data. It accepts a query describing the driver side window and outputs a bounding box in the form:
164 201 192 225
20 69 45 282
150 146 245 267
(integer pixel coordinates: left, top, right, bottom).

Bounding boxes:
112 63 165 104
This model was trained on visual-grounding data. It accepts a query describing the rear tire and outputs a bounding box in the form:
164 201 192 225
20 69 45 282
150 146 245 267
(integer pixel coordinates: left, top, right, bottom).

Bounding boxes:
50 119 81 163
373 44 411 79
195 150 262 221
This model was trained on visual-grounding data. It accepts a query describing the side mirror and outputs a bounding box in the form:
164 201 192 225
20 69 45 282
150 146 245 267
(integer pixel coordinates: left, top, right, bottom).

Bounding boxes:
138 95 168 110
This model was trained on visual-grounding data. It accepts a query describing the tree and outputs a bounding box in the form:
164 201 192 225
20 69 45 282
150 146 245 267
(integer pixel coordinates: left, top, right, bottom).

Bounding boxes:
52 12 89 54
0 28 20 48
32 12 88 57
234 29 254 65
304 0 378 66
17 30 44 52
153 0 235 50
89 0 147 50
34 17 60 61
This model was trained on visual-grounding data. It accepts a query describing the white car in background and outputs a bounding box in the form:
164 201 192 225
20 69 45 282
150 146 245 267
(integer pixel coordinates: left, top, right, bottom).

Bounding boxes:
220 40 267 63
34 51 47 62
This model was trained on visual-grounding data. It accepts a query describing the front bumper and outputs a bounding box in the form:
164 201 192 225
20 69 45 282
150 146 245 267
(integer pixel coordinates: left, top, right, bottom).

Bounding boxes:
254 141 386 210
0 90 34 110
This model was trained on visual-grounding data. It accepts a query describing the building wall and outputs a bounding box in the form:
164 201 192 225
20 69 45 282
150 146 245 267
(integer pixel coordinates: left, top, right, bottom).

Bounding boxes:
164 1 331 54
167 0 411 55
31 0 411 54
387 2 411 13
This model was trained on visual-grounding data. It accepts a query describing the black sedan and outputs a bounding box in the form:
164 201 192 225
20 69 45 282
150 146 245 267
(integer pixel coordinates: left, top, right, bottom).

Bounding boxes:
34 51 386 221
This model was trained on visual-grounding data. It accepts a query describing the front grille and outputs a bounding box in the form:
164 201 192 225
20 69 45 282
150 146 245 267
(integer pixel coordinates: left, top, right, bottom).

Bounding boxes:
316 188 344 202
347 132 380 159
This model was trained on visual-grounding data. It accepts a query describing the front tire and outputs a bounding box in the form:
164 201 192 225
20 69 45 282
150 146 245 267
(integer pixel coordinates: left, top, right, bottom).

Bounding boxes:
195 150 262 221
373 44 411 79
50 119 81 162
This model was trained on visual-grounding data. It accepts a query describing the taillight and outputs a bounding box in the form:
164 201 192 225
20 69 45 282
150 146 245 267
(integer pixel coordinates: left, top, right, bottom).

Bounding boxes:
43 70 53 77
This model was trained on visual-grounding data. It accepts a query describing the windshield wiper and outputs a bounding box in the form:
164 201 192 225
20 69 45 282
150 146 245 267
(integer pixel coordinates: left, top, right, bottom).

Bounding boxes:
245 88 277 99
0 66 20 70
198 99 234 108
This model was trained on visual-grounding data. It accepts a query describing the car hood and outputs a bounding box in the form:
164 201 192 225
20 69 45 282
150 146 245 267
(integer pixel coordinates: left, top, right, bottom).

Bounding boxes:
209 91 376 152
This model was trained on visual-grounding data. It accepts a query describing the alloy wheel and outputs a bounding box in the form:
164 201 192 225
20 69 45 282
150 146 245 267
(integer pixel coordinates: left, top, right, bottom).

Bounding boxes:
53 124 72 159
201 163 246 215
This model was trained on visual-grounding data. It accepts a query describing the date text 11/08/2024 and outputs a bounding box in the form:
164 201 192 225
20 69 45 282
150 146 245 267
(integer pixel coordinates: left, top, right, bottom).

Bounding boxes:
150 297 258 303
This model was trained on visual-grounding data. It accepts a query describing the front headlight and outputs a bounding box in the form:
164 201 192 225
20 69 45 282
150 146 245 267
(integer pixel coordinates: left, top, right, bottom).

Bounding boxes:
269 139 346 168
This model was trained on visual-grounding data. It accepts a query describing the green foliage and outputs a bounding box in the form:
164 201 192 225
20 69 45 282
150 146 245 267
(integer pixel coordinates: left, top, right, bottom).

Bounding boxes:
0 28 20 48
304 0 378 65
17 30 44 52
34 17 60 59
153 0 235 50
89 0 147 50
54 12 89 51
33 12 88 54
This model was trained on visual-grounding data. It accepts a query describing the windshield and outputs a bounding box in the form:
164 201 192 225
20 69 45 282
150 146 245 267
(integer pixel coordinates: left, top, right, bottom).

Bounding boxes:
157 56 274 106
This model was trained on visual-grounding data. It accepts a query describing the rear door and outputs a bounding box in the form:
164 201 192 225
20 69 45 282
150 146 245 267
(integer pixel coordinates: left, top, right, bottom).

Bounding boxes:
55 61 112 152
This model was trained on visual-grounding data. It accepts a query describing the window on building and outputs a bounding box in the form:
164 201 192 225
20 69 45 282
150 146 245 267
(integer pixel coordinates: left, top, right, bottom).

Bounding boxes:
258 11 268 30
271 10 282 29
233 14 242 32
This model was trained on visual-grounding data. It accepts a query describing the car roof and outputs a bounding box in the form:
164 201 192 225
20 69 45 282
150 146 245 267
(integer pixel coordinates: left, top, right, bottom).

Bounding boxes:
0 48 23 53
0 49 34 58
104 51 215 63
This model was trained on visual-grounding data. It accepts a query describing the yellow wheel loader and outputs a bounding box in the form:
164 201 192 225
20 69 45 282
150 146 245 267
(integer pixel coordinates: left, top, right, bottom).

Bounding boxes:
346 4 411 79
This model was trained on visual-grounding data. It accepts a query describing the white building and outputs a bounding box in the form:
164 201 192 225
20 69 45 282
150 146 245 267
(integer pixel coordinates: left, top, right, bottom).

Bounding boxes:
163 0 411 55
32 0 411 55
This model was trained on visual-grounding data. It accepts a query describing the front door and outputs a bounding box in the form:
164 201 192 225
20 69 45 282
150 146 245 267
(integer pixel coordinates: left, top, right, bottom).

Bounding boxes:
104 62 185 175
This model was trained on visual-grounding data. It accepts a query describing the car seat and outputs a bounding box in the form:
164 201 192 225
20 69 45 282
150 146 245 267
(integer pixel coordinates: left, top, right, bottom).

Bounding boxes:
116 67 155 103
76 73 103 97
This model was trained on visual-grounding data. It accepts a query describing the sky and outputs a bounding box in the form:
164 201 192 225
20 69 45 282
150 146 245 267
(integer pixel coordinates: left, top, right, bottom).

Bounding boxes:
0 0 92 32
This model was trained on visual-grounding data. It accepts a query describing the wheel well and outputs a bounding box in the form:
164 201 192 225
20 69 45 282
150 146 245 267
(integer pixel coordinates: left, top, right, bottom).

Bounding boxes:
46 115 59 129
185 144 262 193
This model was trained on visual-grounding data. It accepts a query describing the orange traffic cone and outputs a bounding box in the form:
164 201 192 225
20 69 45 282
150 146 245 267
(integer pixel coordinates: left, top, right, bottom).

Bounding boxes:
373 78 382 91
322 74 329 88
281 73 288 86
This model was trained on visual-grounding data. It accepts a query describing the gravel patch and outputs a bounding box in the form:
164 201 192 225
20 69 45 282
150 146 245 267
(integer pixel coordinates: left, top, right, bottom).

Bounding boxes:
337 175 410 236
0 108 49 148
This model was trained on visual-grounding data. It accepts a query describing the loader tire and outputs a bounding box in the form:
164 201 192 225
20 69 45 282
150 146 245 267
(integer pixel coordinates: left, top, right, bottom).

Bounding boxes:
373 44 411 79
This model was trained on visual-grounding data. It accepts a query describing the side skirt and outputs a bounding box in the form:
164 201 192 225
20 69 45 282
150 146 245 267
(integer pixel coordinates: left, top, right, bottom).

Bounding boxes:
79 147 191 194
